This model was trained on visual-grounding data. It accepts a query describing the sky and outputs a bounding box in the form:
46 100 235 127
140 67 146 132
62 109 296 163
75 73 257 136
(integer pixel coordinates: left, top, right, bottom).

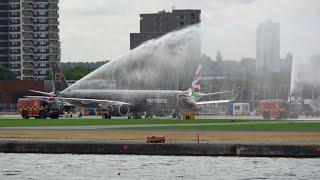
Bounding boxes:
59 0 320 62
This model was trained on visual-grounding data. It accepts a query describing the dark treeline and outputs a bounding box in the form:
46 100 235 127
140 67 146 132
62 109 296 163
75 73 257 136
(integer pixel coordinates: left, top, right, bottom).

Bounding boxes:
61 61 108 80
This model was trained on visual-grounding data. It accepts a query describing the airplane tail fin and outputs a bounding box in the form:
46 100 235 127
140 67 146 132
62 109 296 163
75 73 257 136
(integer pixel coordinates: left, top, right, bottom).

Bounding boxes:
51 62 68 92
191 65 202 92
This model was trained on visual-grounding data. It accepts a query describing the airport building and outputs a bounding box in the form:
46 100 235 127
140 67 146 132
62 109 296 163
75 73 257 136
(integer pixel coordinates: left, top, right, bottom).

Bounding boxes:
130 9 201 49
256 20 280 74
0 0 60 80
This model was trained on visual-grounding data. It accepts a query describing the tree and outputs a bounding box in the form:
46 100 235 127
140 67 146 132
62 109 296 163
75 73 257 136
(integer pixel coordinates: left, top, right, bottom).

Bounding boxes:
62 65 94 80
0 65 16 80
216 50 223 62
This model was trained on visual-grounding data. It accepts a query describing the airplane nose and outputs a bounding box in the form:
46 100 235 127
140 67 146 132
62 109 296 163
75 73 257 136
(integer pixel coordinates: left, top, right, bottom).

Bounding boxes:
186 97 197 106
177 94 196 106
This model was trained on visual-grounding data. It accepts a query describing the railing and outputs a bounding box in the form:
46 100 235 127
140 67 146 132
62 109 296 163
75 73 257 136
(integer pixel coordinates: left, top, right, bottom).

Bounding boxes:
0 103 18 115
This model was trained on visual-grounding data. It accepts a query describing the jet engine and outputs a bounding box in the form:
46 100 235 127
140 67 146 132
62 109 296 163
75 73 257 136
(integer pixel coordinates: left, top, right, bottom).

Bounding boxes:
108 103 130 117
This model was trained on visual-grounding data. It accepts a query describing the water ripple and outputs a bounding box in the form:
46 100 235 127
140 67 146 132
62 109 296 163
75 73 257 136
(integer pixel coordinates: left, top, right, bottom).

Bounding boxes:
0 154 319 179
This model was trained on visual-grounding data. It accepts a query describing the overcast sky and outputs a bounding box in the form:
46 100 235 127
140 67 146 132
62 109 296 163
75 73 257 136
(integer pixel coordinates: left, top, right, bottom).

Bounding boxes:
59 0 320 62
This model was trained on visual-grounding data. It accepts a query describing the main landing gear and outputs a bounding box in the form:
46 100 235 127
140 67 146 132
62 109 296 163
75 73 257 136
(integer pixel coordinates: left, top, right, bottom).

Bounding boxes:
128 113 142 119
103 112 112 119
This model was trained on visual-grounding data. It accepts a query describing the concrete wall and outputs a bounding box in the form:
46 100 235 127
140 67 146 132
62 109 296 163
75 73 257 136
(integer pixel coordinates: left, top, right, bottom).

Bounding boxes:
0 140 319 158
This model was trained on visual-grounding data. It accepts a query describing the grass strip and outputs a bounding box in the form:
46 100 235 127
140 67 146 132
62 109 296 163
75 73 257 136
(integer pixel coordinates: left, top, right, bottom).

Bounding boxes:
0 118 254 127
129 122 320 131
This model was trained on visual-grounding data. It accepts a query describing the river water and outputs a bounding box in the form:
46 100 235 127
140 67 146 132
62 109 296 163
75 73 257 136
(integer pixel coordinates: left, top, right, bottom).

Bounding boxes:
0 153 319 179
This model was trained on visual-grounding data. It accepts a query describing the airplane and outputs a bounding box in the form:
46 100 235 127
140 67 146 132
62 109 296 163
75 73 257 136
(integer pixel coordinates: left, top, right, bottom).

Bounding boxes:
30 63 232 119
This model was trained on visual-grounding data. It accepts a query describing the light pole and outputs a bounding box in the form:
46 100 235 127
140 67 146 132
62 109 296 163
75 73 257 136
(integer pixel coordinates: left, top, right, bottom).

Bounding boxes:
240 87 245 101
209 85 212 101
176 68 179 90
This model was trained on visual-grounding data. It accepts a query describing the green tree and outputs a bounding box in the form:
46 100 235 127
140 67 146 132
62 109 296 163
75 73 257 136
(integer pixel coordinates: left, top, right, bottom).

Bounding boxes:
62 65 94 80
0 65 16 80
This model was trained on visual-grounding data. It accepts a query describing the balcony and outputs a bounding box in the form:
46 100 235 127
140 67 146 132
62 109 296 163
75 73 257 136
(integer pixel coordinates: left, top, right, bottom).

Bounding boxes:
48 19 59 25
8 28 20 33
22 19 33 25
22 3 33 10
9 42 20 47
23 62 34 69
10 48 21 54
35 12 49 17
22 33 33 40
9 13 20 18
8 63 21 69
9 35 21 40
23 40 33 47
48 12 58 17
49 33 58 40
22 55 33 62
22 71 35 78
8 5 21 11
23 27 33 32
34 49 49 54
48 27 59 32
48 4 58 10
9 20 20 25
22 12 33 17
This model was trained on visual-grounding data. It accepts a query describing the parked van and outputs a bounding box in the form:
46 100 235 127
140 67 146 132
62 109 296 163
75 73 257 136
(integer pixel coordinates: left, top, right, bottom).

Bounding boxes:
233 103 250 116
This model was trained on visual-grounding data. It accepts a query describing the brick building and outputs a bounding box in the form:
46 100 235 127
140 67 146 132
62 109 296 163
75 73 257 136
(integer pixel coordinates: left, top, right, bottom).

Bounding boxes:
0 80 51 104
130 9 201 49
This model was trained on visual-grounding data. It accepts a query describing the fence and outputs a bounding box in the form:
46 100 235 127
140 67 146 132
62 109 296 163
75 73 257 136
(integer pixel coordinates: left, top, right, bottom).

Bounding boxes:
0 103 18 115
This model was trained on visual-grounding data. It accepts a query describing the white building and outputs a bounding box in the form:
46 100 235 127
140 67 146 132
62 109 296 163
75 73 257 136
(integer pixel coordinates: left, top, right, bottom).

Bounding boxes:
256 20 280 74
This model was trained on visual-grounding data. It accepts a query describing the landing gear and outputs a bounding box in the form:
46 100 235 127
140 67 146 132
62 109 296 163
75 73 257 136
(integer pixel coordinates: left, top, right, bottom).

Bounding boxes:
172 111 181 119
145 112 154 119
50 113 59 119
128 113 142 119
103 112 112 119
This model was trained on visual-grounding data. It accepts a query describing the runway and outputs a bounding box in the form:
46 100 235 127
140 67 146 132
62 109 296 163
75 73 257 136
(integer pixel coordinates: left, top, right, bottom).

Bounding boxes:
2 114 320 121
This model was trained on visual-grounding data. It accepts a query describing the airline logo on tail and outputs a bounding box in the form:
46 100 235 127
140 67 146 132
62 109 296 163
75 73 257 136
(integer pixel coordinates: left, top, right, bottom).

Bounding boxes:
192 65 201 92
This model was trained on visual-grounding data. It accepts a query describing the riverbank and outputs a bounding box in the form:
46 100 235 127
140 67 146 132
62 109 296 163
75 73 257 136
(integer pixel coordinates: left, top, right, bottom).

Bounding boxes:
1 119 319 157
1 130 320 142
0 139 319 158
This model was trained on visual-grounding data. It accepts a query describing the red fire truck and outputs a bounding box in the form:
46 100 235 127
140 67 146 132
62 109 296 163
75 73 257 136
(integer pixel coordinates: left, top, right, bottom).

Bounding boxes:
258 99 302 119
17 98 64 119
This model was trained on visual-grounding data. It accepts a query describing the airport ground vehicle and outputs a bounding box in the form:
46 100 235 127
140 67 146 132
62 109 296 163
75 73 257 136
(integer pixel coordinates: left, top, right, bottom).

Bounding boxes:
233 103 250 116
303 99 320 117
146 136 165 143
258 99 302 119
17 98 64 119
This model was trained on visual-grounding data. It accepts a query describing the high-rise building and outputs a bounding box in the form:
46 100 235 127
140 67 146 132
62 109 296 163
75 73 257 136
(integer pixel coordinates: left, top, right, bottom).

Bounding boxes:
256 20 280 74
0 0 60 80
130 9 201 49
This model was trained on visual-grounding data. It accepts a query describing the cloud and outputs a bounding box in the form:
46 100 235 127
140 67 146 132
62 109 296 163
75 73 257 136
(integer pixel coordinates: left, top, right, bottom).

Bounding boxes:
59 0 320 62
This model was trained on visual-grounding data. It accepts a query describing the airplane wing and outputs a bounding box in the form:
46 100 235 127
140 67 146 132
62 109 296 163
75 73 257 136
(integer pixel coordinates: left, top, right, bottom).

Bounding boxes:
29 90 55 96
24 96 53 99
25 95 130 108
196 99 230 105
200 91 231 96
57 97 130 105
